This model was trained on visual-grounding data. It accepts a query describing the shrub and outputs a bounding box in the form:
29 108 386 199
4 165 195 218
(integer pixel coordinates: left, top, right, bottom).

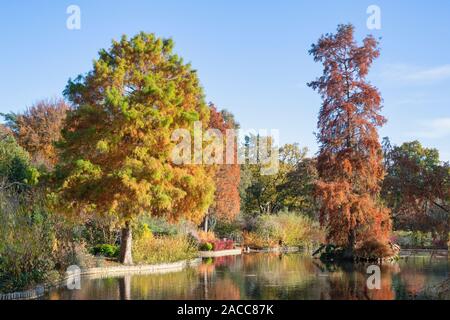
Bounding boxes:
355 240 395 260
214 219 243 243
0 193 54 292
138 216 178 236
198 230 216 243
243 231 278 249
243 212 324 249
81 216 119 248
200 242 213 251
133 235 198 265
212 239 234 251
392 230 435 249
89 244 119 258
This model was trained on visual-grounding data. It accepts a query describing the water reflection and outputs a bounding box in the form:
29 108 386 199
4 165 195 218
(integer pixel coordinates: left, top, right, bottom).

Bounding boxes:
45 253 449 300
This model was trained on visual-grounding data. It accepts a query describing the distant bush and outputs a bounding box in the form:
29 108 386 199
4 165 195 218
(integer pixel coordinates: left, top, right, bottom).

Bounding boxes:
198 230 216 243
212 239 234 251
133 233 198 265
243 212 324 249
89 244 119 258
81 217 119 249
137 217 178 237
355 240 394 260
214 219 243 243
0 193 54 292
200 242 213 251
392 230 439 249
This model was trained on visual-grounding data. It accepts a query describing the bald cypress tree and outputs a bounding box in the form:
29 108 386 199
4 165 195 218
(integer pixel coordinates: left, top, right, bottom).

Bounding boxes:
57 33 215 264
308 25 391 258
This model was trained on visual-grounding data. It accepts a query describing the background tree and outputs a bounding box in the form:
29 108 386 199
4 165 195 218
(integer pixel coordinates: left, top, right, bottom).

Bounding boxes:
2 98 69 170
241 138 309 214
382 138 449 245
277 157 319 217
56 33 215 264
308 24 391 258
0 127 39 190
204 104 240 231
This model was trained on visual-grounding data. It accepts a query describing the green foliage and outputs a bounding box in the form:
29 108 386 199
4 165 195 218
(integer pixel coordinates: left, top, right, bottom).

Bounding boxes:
199 242 213 251
392 230 436 249
137 216 178 236
81 216 119 248
214 218 243 243
0 133 40 188
240 140 316 215
0 192 54 292
90 244 120 258
382 138 449 236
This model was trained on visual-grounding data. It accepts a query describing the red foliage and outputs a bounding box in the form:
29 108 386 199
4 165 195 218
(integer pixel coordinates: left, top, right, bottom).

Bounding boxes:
308 24 392 254
208 104 241 221
212 239 234 251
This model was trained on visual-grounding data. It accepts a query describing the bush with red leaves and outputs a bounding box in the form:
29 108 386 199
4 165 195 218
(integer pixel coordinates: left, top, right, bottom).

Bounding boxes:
212 239 234 251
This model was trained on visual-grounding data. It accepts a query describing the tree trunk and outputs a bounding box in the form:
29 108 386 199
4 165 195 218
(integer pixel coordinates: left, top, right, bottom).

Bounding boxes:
344 229 356 259
119 275 131 300
119 221 133 265
203 214 209 232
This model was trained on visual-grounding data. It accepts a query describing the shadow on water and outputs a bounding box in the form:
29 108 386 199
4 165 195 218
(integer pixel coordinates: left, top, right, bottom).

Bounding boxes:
44 253 449 300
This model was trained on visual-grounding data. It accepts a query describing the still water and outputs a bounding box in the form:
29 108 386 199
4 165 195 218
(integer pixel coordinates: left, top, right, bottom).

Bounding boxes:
45 253 449 300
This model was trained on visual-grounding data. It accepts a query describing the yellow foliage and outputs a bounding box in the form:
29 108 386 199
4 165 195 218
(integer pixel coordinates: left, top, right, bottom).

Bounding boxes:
198 230 216 243
133 235 198 265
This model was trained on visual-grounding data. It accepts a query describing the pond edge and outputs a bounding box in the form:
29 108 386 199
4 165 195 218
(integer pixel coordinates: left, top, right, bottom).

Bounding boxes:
0 257 202 301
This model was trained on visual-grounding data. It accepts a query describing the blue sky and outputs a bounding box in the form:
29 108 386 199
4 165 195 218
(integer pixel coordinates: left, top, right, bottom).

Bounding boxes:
1 0 449 160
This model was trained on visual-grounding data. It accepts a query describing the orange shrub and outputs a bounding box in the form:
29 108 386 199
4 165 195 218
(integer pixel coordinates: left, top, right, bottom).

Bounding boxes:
198 230 216 243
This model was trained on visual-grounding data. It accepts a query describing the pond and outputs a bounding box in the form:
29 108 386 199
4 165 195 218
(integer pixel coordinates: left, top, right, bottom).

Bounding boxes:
44 253 449 300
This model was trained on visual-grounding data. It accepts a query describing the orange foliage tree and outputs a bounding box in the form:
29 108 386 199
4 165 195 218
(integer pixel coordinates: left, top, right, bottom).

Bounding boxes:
308 24 391 258
2 98 69 170
205 104 240 229
56 33 215 264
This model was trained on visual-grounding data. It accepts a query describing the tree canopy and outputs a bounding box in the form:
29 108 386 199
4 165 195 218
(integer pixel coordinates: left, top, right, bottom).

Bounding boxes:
382 139 449 239
0 127 39 190
2 99 69 171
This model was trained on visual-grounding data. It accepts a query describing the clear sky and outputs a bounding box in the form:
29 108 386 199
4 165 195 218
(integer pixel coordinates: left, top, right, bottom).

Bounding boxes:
1 0 449 160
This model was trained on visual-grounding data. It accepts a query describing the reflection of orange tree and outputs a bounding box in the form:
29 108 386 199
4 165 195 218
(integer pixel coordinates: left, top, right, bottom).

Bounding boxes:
197 257 241 300
399 271 427 298
202 278 241 300
322 263 398 300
